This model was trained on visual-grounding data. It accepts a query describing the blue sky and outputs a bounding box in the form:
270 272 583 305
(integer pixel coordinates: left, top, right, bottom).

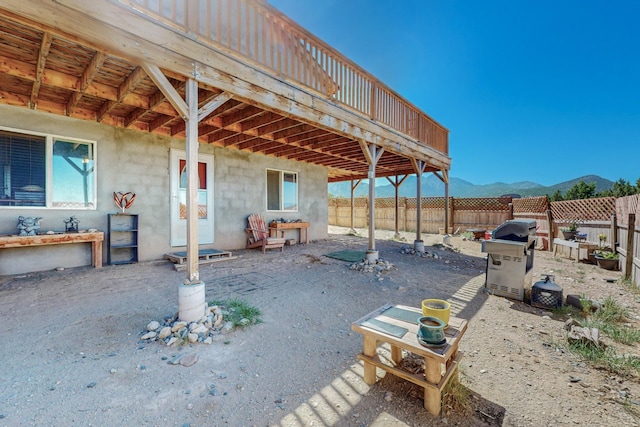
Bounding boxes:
269 0 640 186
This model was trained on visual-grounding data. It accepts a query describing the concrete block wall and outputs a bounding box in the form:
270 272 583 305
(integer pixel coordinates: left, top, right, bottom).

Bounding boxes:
0 105 328 275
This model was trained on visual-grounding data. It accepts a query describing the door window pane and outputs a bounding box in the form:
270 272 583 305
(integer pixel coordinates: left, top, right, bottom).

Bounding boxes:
179 160 208 219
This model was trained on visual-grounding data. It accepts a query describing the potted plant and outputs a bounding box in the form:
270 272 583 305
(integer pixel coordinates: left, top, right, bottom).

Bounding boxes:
593 250 619 270
560 222 579 240
597 233 607 248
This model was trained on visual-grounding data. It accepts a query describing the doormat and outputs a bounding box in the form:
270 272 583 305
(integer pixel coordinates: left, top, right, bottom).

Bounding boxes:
324 250 366 262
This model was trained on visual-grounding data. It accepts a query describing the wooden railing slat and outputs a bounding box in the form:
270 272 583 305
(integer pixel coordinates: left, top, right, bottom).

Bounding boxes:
121 0 448 154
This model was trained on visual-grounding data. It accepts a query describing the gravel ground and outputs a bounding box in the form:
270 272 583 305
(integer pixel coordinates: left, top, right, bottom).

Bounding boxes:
0 226 638 426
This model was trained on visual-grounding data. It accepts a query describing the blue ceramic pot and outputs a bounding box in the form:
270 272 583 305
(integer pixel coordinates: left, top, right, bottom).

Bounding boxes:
417 316 446 346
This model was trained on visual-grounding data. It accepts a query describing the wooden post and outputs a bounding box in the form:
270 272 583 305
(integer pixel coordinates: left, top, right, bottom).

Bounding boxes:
625 214 635 280
449 197 454 232
394 177 400 238
546 209 554 252
423 358 443 415
185 78 200 284
611 214 618 251
444 183 449 234
508 203 514 220
403 197 408 232
416 169 422 241
350 178 355 231
362 336 378 385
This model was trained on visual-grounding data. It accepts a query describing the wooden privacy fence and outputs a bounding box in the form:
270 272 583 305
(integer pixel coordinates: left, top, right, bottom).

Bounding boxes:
328 196 513 234
615 194 640 283
329 194 638 286
330 195 617 249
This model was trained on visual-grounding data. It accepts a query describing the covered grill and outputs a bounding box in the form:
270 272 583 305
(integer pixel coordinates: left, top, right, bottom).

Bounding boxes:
481 220 536 301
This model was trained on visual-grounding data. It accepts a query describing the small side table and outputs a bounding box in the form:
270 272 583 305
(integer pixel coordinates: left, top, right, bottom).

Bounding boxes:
553 238 598 262
269 221 309 244
351 304 468 415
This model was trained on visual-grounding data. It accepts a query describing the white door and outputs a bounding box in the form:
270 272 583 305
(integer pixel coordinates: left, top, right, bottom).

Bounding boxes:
170 148 214 246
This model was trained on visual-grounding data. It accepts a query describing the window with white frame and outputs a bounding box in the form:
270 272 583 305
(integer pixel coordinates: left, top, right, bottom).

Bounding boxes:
0 127 96 209
266 169 298 211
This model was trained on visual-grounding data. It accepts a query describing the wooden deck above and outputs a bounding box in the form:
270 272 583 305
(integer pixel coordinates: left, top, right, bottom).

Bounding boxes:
0 0 450 182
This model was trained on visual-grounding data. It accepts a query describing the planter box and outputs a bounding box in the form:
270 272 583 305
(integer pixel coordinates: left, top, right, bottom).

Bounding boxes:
594 255 618 271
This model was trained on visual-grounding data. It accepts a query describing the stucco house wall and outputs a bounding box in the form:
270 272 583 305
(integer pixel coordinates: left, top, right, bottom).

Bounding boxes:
0 104 328 275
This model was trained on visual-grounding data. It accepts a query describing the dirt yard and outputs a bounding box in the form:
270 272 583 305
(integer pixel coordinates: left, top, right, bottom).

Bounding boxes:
0 227 639 426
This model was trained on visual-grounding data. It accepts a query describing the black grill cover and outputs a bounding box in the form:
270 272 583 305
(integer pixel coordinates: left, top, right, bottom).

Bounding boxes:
492 220 536 243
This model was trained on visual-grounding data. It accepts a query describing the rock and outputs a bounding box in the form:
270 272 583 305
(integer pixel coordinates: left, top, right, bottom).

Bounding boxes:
204 337 213 344
172 321 188 332
166 337 178 346
146 320 160 331
213 314 224 328
141 331 157 340
187 333 198 343
191 324 209 335
158 326 172 339
180 354 198 367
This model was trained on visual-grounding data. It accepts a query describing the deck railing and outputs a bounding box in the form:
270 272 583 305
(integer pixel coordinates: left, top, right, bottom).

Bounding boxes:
118 0 448 155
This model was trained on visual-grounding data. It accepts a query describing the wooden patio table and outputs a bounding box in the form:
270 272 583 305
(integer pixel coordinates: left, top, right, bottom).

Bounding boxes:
0 231 104 268
351 303 468 416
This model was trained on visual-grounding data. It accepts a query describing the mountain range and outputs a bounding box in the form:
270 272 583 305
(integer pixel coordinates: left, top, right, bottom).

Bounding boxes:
328 174 614 198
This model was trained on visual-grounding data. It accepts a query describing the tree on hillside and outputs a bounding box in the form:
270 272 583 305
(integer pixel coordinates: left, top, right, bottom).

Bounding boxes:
598 178 637 197
563 180 596 200
548 189 564 201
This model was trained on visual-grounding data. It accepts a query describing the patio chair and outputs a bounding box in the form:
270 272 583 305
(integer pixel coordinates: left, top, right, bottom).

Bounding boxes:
246 214 286 254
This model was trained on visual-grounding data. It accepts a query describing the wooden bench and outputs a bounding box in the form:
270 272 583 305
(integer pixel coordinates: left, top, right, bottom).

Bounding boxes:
553 238 598 262
0 232 104 268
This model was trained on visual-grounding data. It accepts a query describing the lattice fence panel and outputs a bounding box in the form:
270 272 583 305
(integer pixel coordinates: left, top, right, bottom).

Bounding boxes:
375 197 403 209
330 197 369 208
513 196 549 214
616 194 640 226
550 197 616 222
405 197 447 209
453 197 512 211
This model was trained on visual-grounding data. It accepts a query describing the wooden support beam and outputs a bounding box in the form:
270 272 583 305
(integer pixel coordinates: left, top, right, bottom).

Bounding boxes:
142 63 188 119
30 32 52 109
198 91 233 122
67 51 105 115
185 77 199 283
219 104 264 128
118 66 146 101
96 100 116 122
